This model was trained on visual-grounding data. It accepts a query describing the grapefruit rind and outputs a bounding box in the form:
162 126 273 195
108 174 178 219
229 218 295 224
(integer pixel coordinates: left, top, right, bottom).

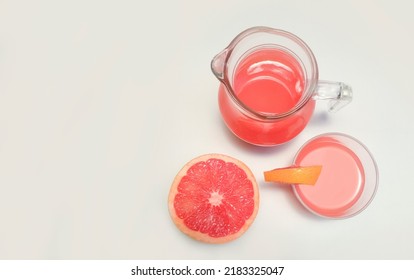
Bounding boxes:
168 154 259 244
264 165 322 185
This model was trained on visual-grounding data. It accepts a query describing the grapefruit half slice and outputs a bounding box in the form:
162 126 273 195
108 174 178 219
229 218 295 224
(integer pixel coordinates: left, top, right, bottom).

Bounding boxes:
168 154 259 244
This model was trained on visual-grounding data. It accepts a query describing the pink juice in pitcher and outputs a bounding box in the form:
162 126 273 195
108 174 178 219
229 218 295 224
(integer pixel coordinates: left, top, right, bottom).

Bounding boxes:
214 27 353 146
218 48 316 145
234 48 304 114
293 136 366 218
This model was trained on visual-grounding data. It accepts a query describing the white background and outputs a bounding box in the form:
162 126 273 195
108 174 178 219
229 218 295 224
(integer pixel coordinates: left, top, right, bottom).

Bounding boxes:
0 0 413 259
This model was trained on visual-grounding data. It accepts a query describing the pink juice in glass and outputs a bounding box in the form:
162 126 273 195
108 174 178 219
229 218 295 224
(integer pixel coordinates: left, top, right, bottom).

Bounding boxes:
293 135 366 218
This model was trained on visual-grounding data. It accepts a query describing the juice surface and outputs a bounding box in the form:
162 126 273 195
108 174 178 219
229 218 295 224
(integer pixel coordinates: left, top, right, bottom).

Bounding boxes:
233 48 304 114
294 137 365 217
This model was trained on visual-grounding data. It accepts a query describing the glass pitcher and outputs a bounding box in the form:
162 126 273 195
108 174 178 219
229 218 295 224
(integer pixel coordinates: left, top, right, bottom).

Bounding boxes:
211 26 352 146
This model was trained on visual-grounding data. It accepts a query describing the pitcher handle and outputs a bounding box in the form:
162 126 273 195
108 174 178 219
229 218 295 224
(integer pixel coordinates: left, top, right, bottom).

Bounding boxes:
313 81 353 112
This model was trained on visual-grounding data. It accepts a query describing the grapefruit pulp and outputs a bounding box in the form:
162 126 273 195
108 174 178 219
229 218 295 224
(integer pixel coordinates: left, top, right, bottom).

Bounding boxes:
168 154 259 243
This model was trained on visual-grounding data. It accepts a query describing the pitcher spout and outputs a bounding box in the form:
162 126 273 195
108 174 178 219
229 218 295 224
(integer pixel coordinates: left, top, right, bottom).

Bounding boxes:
211 49 228 81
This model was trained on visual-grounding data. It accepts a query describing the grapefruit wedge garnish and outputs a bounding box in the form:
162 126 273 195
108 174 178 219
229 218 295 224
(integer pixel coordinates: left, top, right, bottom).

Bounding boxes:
264 165 322 185
168 154 259 244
